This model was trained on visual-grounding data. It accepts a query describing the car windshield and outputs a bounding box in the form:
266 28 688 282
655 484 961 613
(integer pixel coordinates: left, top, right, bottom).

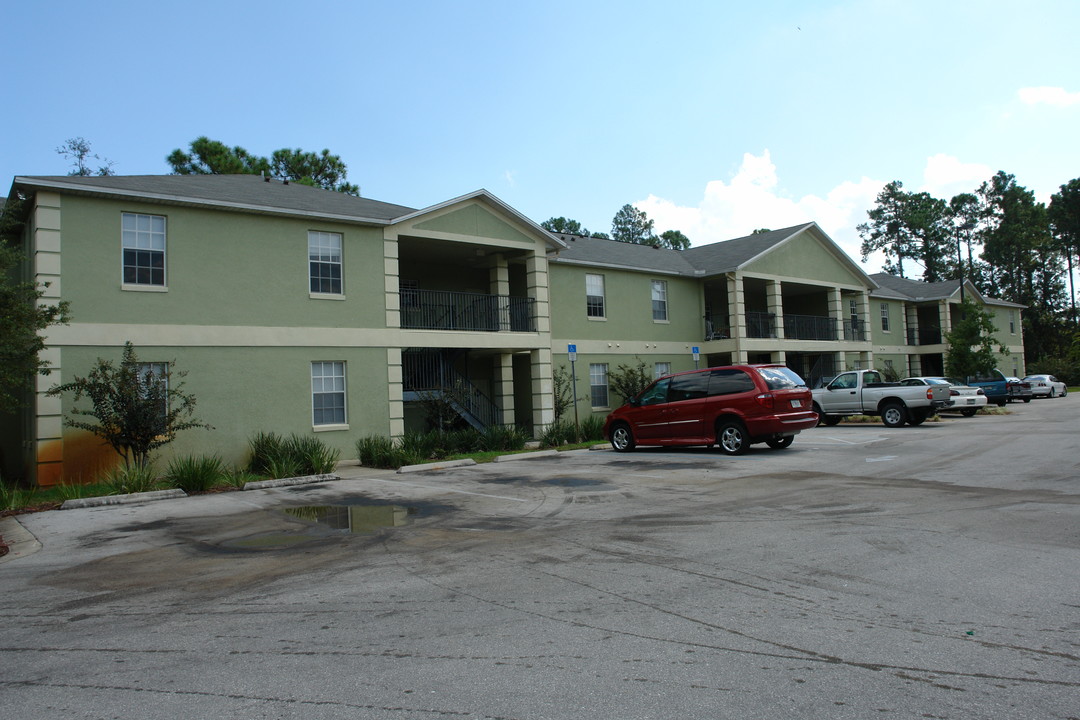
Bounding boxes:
758 366 807 390
925 378 951 385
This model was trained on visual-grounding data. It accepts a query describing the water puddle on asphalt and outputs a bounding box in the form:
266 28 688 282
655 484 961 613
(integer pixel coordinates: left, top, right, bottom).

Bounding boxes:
281 504 415 533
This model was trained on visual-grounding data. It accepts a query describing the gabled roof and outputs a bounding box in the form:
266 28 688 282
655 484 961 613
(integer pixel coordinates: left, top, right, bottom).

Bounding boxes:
549 222 878 287
392 189 567 250
12 174 417 224
680 223 817 274
869 273 1026 308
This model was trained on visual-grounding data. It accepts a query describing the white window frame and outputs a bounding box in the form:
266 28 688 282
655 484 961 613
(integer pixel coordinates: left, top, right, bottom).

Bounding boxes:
309 231 344 297
651 280 668 322
311 361 348 429
1010 311 1016 334
654 362 671 379
880 302 891 332
586 274 606 319
589 363 609 408
121 212 167 290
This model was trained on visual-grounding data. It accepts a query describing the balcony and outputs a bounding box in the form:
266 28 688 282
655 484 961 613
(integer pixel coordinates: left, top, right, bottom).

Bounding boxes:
906 327 942 346
784 314 837 341
843 318 866 341
746 312 777 338
401 289 535 332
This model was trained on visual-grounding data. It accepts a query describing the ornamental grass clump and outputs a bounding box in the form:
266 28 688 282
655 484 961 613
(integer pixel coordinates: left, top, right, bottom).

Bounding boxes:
163 454 226 493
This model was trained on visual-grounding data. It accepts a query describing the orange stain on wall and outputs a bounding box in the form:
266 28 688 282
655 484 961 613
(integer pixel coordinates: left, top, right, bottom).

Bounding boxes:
36 432 120 486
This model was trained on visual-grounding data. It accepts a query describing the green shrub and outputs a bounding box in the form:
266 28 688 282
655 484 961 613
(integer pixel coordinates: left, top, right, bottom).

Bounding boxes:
579 416 605 442
164 454 225 493
284 434 340 475
222 467 262 488
249 432 340 478
357 435 396 468
102 463 160 494
540 420 578 447
1 477 38 512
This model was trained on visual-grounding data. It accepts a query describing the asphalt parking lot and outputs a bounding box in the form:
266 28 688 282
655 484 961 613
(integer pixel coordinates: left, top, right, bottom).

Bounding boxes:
2 398 1078 719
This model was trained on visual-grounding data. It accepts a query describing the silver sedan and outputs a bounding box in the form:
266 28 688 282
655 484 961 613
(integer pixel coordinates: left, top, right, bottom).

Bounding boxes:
1023 374 1068 398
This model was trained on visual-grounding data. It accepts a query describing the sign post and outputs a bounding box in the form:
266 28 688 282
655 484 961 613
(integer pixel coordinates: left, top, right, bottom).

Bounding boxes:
568 344 579 428
692 346 700 370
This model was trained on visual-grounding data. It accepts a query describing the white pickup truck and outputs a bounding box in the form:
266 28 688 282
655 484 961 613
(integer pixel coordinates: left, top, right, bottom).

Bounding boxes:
811 369 951 427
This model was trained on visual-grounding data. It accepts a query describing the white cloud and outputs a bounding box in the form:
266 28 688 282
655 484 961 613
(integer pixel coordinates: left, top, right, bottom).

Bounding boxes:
504 169 518 187
636 150 886 272
919 153 992 198
1018 86 1080 107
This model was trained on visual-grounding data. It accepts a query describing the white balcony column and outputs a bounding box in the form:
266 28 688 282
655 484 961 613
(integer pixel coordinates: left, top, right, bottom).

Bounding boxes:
828 288 845 341
530 348 554 435
766 279 785 340
525 252 550 334
387 348 405 439
494 353 515 425
939 300 952 338
384 238 400 328
858 292 872 341
727 273 746 339
31 192 64 487
489 253 511 331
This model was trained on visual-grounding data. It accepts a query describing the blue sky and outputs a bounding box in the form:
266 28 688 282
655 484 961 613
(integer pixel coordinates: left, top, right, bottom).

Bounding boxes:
3 0 1078 273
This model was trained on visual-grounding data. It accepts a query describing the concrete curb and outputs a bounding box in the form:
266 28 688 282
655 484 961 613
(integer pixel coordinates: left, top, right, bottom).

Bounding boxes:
493 450 560 463
61 489 188 510
397 459 477 474
0 516 42 564
244 474 340 490
588 444 610 451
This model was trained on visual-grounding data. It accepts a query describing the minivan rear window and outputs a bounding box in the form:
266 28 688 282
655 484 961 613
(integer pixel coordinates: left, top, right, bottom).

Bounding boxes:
708 368 756 396
757 367 808 390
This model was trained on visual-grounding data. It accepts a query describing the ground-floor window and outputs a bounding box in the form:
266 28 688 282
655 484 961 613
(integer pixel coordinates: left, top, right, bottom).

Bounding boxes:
654 361 671 379
589 363 609 408
312 361 347 426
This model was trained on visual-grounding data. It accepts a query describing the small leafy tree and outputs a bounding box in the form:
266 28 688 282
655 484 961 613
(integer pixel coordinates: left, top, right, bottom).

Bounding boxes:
944 300 1008 379
1 196 71 412
608 357 653 404
552 365 579 421
56 137 114 176
47 342 211 468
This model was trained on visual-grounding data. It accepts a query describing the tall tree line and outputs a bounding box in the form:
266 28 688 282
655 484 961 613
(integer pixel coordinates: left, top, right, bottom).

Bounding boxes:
858 171 1080 365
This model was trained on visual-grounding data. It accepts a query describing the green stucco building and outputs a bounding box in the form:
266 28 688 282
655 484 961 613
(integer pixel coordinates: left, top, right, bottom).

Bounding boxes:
1 175 1024 485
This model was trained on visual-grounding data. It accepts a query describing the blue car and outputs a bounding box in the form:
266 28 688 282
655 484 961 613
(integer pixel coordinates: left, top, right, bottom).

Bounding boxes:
965 369 1008 406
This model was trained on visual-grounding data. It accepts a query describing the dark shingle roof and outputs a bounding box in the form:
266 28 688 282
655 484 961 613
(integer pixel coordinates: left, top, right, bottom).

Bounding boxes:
13 174 416 223
550 224 821 277
549 233 701 275
870 273 961 300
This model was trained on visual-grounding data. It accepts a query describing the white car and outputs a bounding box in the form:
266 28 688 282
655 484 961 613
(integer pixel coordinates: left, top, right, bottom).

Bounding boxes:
1022 374 1068 398
900 376 988 416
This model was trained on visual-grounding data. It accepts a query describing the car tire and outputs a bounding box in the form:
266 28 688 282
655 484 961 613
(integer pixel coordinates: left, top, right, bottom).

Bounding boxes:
766 435 794 450
960 408 978 417
907 408 929 425
716 420 749 455
881 401 907 428
609 423 636 452
1023 397 1031 403
1049 387 1057 398
814 403 842 426
1064 387 1069 397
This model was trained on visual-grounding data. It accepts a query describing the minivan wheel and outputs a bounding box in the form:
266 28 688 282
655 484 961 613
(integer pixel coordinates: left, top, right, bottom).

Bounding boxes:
766 435 794 450
716 420 748 455
610 423 636 452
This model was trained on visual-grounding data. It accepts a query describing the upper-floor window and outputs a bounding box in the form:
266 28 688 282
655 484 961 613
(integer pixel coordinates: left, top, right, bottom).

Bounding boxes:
309 231 343 295
1010 311 1016 334
880 303 890 332
311 361 347 427
122 212 166 287
651 280 668 321
586 274 605 318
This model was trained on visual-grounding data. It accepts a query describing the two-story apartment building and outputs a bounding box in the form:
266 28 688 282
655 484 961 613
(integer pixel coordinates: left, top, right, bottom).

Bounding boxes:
1 175 1024 485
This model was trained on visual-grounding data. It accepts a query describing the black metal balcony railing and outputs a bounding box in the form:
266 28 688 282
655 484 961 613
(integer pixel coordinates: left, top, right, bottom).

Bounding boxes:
844 318 866 341
401 289 535 332
746 312 777 338
784 314 837 341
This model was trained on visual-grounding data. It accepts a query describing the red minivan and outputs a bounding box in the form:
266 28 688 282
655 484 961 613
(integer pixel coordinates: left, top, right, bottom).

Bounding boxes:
603 364 818 454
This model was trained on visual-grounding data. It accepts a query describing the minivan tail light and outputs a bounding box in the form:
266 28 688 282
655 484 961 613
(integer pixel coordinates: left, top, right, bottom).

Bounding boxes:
755 393 774 409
